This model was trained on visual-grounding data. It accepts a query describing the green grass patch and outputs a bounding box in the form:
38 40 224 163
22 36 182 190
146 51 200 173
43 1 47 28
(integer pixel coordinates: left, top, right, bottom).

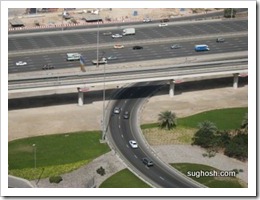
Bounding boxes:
99 169 151 188
171 163 245 188
141 107 247 131
178 107 247 130
8 131 110 180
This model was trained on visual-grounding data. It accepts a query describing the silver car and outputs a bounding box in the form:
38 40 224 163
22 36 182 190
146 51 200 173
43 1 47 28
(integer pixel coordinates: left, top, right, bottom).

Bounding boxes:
112 34 123 39
171 44 182 49
107 55 118 60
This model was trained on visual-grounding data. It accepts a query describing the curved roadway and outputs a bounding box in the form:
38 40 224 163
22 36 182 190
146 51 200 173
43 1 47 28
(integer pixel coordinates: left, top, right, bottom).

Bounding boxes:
108 81 202 188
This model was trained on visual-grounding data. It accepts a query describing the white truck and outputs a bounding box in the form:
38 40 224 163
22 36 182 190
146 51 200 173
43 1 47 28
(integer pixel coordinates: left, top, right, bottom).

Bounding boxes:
92 57 107 65
122 28 135 36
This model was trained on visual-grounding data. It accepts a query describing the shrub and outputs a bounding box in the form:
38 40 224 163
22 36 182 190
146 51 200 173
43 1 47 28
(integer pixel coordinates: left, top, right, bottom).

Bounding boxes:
49 175 63 183
96 167 106 176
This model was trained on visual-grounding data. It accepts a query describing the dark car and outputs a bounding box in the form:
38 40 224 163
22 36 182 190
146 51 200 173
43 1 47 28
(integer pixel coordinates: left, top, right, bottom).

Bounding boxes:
142 157 154 167
216 37 225 43
133 46 143 50
123 111 129 119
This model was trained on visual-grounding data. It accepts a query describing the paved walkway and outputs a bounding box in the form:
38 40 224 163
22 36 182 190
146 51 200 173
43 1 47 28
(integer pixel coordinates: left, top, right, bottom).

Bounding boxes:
33 144 247 188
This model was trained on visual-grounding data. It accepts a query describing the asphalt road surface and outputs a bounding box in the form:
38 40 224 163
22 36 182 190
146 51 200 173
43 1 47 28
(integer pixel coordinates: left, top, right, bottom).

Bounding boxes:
109 81 201 187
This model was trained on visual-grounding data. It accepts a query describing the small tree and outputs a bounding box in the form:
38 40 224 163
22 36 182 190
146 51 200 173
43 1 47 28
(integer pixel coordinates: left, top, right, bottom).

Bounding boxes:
158 111 177 130
224 8 236 18
192 121 218 148
241 113 248 134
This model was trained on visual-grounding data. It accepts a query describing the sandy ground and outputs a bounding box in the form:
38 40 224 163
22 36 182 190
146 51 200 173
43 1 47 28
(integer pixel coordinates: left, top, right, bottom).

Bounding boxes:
8 79 248 141
8 8 218 28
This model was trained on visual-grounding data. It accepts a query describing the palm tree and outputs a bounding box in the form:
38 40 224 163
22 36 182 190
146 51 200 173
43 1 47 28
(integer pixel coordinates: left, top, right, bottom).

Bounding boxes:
241 113 248 134
198 120 217 133
158 111 177 130
192 120 218 148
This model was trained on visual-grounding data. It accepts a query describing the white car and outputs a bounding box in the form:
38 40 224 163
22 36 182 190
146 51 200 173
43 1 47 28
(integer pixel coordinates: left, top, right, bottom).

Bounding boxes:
129 140 138 149
143 18 152 23
16 61 27 66
112 34 123 39
113 107 121 114
159 23 168 27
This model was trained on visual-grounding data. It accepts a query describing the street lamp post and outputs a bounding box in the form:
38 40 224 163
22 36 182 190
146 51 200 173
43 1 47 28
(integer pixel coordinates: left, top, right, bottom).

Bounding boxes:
32 144 36 169
102 61 106 141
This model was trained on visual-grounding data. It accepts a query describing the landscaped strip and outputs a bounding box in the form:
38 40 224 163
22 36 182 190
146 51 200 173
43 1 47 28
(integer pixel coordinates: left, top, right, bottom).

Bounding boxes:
8 131 110 180
171 163 246 188
99 169 151 188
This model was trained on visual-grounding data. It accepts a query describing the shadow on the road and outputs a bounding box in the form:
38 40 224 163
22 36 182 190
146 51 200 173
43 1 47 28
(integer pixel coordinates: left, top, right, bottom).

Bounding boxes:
8 76 248 110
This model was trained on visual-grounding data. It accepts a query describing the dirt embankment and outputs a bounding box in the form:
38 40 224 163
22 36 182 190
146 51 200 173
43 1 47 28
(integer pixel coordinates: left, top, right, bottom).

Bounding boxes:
8 8 221 28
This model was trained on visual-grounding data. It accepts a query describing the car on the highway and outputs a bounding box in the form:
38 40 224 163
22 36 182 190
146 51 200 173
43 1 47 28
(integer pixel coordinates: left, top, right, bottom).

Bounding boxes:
103 31 112 36
171 44 182 49
42 64 54 70
216 37 225 43
133 46 143 50
158 23 168 27
143 18 152 23
129 140 138 148
123 111 129 119
114 44 124 49
107 55 118 60
112 34 123 39
142 157 154 167
113 107 121 114
16 61 27 66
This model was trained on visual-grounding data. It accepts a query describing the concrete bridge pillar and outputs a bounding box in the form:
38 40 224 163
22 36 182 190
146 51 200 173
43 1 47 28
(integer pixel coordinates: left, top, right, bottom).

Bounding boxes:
78 91 84 106
169 79 175 97
233 73 239 89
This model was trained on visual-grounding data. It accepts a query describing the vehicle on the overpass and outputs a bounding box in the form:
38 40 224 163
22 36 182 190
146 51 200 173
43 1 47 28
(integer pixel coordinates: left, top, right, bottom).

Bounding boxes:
92 57 107 65
112 33 123 39
16 61 27 66
159 23 168 27
122 28 135 36
143 18 152 23
42 64 54 70
114 44 124 49
194 44 210 52
103 31 112 36
216 37 225 43
133 45 143 50
171 44 182 49
107 55 118 60
66 53 81 61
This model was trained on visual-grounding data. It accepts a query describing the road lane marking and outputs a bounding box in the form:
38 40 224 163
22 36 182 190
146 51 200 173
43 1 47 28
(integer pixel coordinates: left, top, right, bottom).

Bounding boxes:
121 134 124 138
134 155 138 158
160 176 165 181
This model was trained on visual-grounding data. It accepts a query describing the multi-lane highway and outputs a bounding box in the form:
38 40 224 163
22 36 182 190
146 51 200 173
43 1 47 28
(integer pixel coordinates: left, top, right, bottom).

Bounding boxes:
8 15 248 188
8 19 248 73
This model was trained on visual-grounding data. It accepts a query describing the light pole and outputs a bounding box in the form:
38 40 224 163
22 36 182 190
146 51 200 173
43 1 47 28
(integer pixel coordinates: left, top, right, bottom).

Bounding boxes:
32 144 36 169
102 61 106 141
62 8 64 31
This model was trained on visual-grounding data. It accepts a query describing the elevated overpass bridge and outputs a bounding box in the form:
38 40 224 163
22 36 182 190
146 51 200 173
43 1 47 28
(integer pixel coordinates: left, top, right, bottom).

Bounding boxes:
9 56 248 105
